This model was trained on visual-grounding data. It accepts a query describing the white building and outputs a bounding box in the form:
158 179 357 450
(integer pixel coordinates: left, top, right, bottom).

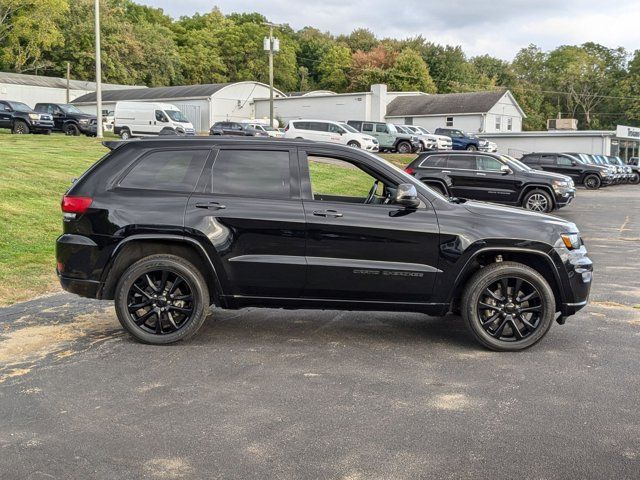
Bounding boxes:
72 81 285 133
385 90 525 133
0 71 140 107
254 84 426 125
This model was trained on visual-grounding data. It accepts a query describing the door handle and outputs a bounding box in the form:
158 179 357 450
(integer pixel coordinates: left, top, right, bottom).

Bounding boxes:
195 201 226 210
312 209 343 218
476 172 487 176
442 170 451 173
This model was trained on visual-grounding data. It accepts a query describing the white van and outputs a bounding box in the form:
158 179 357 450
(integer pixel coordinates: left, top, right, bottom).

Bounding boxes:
283 119 379 151
114 101 196 139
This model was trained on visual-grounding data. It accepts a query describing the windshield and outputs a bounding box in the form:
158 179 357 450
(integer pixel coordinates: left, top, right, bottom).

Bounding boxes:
165 110 189 123
395 125 409 134
416 127 431 134
7 101 33 112
579 154 594 164
59 104 84 114
465 132 478 139
500 155 530 172
339 123 359 133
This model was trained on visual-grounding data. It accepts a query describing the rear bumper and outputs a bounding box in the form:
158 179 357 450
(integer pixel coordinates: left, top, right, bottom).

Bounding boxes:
58 274 102 299
56 233 107 299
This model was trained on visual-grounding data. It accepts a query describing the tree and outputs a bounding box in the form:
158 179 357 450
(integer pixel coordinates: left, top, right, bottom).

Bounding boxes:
340 28 378 53
349 45 396 91
295 27 335 86
317 45 351 91
0 0 68 72
419 43 476 93
387 48 436 92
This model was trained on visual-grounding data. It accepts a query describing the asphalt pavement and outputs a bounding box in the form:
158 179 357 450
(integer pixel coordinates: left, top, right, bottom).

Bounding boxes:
1 187 639 479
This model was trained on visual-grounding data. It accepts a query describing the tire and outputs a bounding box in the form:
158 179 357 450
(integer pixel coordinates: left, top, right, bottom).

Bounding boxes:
120 128 132 140
522 189 553 213
466 145 478 151
43 129 51 135
12 120 29 134
64 123 80 136
114 254 210 345
630 173 640 185
462 261 556 351
396 141 412 154
583 174 601 190
347 140 361 149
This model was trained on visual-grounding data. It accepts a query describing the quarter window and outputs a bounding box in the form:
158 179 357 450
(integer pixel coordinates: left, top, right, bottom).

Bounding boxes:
120 149 209 192
211 150 291 198
419 155 447 168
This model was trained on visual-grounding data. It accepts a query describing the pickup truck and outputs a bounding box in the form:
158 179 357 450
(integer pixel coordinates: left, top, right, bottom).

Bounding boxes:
34 103 98 136
0 100 54 134
434 128 483 151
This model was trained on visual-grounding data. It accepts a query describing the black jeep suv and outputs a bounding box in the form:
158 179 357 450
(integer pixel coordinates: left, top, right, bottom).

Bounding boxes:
520 152 612 190
404 151 575 213
34 103 98 136
0 100 54 134
209 121 269 137
56 138 592 351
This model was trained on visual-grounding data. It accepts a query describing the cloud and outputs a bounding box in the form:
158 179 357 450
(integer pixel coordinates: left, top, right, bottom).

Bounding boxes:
137 0 640 59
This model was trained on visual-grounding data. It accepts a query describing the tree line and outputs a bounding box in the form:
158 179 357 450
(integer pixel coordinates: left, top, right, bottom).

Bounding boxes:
1 0 639 129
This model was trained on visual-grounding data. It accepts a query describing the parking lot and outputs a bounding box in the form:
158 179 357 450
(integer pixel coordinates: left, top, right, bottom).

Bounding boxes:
0 186 638 479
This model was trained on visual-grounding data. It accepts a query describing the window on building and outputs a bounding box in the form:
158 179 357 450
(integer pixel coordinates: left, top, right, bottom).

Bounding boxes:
507 118 513 131
495 116 502 131
120 149 209 192
446 117 454 127
211 150 291 199
405 118 414 125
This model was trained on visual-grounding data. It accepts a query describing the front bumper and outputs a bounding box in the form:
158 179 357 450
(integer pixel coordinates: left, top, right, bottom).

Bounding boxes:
555 188 576 207
30 120 54 131
555 245 593 317
79 123 97 135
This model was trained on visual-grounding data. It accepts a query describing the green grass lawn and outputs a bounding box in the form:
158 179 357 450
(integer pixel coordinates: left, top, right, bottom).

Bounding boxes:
0 132 416 305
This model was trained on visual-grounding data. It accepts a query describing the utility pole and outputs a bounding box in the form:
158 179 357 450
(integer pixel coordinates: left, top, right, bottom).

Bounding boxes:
66 62 70 104
263 23 280 127
95 0 103 138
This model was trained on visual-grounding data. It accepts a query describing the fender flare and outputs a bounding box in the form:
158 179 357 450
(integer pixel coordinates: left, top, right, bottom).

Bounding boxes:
100 233 225 303
448 246 566 305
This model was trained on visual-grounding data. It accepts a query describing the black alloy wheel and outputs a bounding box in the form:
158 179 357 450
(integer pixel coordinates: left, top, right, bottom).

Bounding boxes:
126 270 194 335
462 261 555 351
114 254 209 344
396 141 412 154
630 172 640 185
584 174 601 190
12 120 29 134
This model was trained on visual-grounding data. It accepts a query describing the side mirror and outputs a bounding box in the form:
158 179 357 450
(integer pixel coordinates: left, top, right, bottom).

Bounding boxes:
395 183 420 208
571 161 577 166
500 165 512 175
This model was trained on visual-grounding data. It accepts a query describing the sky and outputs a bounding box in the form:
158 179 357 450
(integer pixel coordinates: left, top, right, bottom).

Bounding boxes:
138 0 640 60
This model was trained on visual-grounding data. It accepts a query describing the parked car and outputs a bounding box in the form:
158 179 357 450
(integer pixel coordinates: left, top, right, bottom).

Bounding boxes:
404 151 575 213
57 137 592 351
395 125 436 151
102 109 115 132
623 156 640 184
243 122 284 138
34 103 97 136
114 101 196 139
401 125 453 150
0 100 54 134
209 121 269 137
283 119 379 151
603 156 632 183
347 120 420 153
483 140 498 153
520 152 612 190
567 153 619 186
434 128 482 151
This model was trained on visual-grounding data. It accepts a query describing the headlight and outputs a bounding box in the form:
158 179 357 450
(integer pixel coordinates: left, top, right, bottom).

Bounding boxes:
561 233 581 250
601 170 610 177
28 113 39 120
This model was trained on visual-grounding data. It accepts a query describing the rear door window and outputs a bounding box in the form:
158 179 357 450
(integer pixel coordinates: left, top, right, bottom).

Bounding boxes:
210 149 292 199
120 149 209 192
309 122 329 132
540 155 557 165
362 123 373 132
446 155 476 170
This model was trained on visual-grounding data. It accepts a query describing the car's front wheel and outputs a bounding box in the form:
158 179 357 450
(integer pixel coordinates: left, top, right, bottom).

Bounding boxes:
396 141 412 154
64 123 80 136
12 120 29 134
347 140 361 149
584 174 601 190
462 261 556 351
114 254 210 345
630 172 640 185
523 189 553 213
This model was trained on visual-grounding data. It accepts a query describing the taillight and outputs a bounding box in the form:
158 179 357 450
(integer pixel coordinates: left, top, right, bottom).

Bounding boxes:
405 167 415 175
61 195 93 214
284 124 289 131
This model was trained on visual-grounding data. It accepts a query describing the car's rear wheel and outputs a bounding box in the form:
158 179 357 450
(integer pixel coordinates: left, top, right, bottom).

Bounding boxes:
396 141 412 154
584 174 601 189
630 172 640 184
64 123 80 136
466 145 477 151
523 189 553 213
462 261 555 351
12 120 29 134
347 140 361 149
114 254 209 344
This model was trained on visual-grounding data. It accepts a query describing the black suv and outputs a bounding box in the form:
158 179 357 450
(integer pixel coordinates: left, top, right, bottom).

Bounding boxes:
57 138 592 351
209 121 269 137
34 103 98 136
0 100 54 134
404 151 575 213
520 152 612 190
